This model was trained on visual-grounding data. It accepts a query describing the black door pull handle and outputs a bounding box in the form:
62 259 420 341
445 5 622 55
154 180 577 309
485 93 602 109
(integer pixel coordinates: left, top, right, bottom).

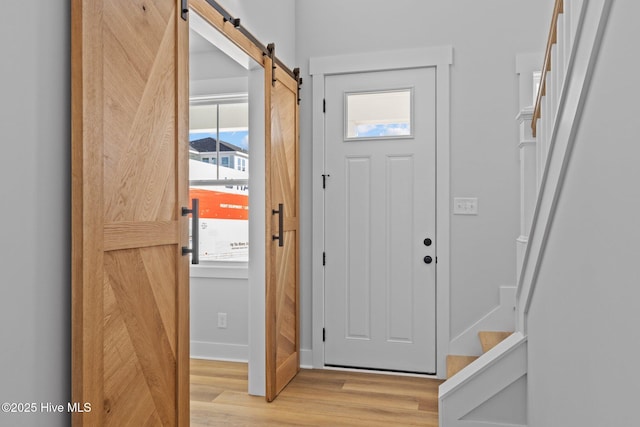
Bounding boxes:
182 198 200 264
272 203 284 247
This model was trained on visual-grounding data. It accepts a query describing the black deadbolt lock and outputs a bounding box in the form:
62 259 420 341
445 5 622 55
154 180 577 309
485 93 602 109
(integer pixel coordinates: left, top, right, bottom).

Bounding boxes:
424 238 432 246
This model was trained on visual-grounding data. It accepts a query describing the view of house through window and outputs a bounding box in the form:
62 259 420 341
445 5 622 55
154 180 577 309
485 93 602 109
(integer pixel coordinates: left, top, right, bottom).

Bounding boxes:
189 96 249 262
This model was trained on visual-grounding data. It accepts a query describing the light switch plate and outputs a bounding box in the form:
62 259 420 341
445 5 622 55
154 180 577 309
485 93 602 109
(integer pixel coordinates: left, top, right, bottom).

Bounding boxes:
453 197 478 215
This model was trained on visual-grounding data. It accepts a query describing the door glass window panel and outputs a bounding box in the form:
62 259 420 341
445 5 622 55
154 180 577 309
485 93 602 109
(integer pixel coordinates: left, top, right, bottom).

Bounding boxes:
345 89 413 140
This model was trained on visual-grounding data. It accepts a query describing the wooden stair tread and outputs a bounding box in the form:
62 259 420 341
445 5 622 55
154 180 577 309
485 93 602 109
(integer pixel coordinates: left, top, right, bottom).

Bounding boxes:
446 355 479 379
478 331 512 353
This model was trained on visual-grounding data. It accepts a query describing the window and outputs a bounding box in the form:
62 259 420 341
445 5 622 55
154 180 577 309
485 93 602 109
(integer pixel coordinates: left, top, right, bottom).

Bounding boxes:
345 89 413 140
189 100 250 177
189 95 249 263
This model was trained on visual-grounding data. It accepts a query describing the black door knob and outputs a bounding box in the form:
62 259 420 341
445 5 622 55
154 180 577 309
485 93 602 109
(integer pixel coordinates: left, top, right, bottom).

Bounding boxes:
424 256 433 264
424 238 432 246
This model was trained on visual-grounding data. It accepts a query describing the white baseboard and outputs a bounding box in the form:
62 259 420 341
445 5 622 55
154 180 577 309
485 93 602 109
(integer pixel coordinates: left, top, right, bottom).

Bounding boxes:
190 343 312 369
300 349 313 369
191 341 248 362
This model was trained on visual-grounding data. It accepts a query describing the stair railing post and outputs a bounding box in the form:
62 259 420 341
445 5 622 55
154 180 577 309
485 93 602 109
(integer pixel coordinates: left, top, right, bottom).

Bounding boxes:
516 108 536 283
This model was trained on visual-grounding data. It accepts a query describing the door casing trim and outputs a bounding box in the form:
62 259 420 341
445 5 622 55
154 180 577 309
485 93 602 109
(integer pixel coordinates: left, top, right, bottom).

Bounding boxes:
310 46 453 379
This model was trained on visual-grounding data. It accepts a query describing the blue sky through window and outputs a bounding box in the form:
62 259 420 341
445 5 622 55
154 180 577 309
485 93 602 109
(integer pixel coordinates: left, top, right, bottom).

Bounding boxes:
354 123 410 138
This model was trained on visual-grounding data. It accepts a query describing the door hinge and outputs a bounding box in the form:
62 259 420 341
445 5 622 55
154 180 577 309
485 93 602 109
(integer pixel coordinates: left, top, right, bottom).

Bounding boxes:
322 174 330 189
323 98 326 113
322 252 326 266
323 328 326 342
294 68 302 105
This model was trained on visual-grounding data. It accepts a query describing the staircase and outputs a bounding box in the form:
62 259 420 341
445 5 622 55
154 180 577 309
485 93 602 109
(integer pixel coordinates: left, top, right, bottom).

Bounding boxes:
439 332 528 427
446 331 511 378
439 0 613 425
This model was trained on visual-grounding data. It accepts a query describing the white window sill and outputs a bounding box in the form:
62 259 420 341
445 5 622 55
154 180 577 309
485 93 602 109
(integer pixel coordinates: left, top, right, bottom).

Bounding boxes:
190 262 249 280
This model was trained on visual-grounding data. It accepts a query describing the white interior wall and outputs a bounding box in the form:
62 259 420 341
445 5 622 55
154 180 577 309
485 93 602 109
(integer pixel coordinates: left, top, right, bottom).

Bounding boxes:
215 0 296 67
247 65 267 395
296 0 552 353
190 275 249 361
190 51 248 81
527 2 640 425
0 2 70 426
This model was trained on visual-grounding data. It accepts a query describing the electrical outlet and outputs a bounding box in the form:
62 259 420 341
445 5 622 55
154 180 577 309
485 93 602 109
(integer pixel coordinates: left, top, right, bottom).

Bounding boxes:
453 197 478 215
217 312 227 329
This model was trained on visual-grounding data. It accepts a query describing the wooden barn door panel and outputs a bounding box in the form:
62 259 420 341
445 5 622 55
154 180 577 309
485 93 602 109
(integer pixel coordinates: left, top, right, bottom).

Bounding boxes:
265 53 301 402
72 0 189 425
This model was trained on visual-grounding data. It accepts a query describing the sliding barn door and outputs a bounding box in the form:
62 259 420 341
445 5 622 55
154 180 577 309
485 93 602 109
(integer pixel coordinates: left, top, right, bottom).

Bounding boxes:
71 0 189 425
265 51 301 402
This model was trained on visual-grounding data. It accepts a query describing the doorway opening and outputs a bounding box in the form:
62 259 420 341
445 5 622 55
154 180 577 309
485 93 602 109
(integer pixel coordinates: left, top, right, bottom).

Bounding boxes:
187 7 265 412
187 0 302 405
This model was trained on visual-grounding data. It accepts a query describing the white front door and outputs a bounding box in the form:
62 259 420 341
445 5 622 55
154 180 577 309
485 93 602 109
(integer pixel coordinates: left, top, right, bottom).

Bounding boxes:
324 67 437 373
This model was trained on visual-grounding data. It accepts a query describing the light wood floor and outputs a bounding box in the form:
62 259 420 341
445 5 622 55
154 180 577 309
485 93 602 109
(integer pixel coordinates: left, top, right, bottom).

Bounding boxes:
191 359 443 426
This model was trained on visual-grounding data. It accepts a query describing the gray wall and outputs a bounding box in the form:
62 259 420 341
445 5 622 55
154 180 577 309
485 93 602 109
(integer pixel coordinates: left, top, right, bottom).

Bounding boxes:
190 50 248 81
190 276 249 360
295 0 552 350
0 2 70 426
215 0 296 67
528 2 640 425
